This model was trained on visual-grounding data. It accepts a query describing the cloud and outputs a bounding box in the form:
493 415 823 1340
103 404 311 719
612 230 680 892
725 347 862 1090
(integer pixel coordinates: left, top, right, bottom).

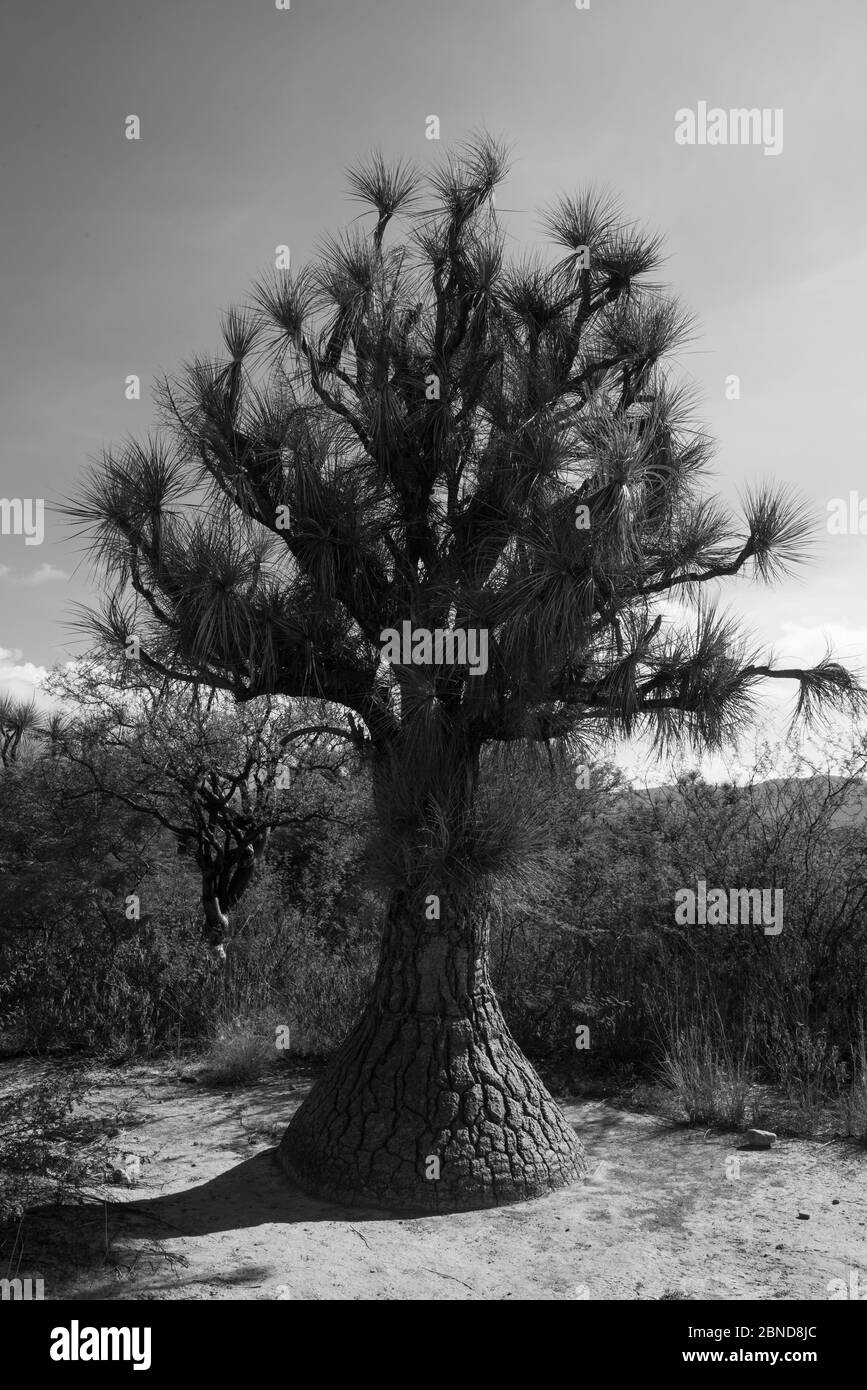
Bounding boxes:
12 563 70 585
0 646 23 661
0 656 50 705
776 621 867 672
0 562 70 584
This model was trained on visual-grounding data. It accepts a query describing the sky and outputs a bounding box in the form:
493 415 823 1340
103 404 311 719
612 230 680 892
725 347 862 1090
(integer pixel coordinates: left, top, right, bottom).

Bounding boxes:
1 0 866 780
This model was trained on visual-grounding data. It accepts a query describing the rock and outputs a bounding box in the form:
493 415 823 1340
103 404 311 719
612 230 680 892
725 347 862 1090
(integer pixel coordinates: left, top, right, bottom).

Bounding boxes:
832 1199 840 1205
106 1154 141 1187
744 1128 776 1148
122 1154 142 1184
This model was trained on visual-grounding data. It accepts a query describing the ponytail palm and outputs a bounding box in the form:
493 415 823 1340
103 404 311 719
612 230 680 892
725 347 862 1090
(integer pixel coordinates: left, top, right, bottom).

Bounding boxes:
66 133 861 1211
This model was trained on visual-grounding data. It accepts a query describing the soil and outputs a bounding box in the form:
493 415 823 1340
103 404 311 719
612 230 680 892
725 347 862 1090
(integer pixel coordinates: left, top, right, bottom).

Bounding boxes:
4 1059 865 1300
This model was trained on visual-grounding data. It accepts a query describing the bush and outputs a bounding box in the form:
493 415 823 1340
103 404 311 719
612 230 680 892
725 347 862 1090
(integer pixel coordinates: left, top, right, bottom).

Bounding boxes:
657 1022 751 1127
0 1068 92 1225
5 730 867 1146
202 1022 274 1086
842 1036 867 1141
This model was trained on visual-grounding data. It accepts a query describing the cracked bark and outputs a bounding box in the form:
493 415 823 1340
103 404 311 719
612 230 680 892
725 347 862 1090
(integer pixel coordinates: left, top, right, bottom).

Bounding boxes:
279 885 586 1212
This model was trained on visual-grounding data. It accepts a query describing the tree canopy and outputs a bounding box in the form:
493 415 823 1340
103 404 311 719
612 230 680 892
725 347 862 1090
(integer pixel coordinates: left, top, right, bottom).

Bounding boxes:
66 133 861 780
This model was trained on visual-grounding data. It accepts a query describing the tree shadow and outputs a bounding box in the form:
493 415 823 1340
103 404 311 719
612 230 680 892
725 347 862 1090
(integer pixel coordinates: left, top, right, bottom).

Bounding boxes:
14 1148 405 1278
112 1149 401 1236
7 1147 415 1297
14 1126 604 1298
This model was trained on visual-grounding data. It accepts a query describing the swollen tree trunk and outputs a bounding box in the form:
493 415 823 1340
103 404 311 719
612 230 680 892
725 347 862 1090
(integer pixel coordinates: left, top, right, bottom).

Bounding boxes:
279 886 586 1211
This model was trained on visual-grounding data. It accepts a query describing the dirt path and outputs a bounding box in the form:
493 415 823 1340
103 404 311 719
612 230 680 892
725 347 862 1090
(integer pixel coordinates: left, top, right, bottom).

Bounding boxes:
11 1062 867 1300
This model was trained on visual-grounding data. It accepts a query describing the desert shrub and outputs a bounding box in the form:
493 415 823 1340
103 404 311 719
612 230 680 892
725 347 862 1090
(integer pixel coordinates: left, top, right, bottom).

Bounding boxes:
4 719 867 1143
202 1021 274 1086
0 748 380 1058
0 1068 92 1225
841 1035 867 1141
203 895 378 1066
657 1022 751 1127
768 1023 848 1131
493 748 867 1132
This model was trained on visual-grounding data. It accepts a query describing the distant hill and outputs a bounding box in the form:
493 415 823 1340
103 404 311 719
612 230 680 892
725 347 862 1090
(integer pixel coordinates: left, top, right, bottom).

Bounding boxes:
603 774 867 828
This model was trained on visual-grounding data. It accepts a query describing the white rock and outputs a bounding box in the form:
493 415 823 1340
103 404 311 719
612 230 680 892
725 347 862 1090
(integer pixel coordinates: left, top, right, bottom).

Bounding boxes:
122 1154 142 1184
106 1154 142 1187
744 1129 776 1148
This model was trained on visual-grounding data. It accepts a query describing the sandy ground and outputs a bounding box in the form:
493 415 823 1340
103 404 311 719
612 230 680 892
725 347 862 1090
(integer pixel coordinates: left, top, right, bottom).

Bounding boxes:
6 1061 867 1301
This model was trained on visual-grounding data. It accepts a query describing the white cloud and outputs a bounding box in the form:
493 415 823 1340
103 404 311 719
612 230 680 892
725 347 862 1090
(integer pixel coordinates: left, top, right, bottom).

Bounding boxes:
775 621 867 673
12 563 70 585
0 642 50 705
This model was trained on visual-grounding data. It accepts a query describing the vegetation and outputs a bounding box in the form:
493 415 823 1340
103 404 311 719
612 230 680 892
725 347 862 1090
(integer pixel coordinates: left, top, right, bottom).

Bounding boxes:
57 134 863 1211
2 135 864 1216
3 714 867 1142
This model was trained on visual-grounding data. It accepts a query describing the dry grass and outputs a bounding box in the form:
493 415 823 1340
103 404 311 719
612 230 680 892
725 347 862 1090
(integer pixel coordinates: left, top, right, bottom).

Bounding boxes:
658 1023 751 1128
201 1021 274 1087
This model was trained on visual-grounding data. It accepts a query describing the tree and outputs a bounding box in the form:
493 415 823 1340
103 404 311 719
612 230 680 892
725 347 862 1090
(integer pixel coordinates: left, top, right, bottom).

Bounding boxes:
0 723 155 980
44 660 352 959
0 693 47 768
66 134 862 1211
